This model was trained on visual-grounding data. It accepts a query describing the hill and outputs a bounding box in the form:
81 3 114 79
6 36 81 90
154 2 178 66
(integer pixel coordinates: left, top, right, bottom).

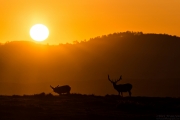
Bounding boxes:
0 32 180 97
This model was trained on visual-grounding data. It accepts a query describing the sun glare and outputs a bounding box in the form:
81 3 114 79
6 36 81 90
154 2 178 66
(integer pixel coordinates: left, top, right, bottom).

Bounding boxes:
30 24 49 41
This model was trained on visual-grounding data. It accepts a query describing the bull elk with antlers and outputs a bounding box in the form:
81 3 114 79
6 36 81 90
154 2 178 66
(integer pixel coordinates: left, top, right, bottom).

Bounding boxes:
108 75 132 97
50 85 71 95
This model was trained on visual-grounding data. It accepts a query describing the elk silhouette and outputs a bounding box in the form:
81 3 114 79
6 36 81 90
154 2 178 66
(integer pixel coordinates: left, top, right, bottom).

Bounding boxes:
108 75 132 97
50 85 71 95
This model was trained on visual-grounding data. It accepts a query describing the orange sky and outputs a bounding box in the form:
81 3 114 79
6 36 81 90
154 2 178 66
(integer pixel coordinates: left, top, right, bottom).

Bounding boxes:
0 0 180 44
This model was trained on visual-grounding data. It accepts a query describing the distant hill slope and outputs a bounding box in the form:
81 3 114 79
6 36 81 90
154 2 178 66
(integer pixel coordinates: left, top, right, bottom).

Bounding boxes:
0 32 180 97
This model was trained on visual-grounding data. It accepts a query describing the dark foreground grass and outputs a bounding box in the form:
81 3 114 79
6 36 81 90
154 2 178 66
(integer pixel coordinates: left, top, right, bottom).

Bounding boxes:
0 93 179 120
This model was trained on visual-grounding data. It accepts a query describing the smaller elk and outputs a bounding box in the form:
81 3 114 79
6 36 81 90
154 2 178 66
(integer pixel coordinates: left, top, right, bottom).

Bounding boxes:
50 85 71 95
108 75 132 97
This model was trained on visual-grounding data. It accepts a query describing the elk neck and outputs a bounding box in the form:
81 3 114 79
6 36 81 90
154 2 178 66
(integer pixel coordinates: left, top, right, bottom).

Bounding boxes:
112 83 118 88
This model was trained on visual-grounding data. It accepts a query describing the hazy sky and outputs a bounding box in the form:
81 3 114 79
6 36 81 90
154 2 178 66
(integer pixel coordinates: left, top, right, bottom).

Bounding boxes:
0 0 180 44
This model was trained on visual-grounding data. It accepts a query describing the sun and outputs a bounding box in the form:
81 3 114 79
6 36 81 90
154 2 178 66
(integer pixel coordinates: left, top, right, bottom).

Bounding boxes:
30 24 49 41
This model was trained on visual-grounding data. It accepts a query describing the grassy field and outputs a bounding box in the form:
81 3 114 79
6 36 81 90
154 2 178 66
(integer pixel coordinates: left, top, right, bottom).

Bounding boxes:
0 93 179 120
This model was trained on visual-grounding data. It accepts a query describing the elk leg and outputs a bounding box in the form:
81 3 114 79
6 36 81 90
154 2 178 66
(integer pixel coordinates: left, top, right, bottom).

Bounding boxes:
128 91 132 97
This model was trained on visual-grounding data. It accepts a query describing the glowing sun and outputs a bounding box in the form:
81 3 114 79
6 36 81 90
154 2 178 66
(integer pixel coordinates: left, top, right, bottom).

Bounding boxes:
30 24 49 41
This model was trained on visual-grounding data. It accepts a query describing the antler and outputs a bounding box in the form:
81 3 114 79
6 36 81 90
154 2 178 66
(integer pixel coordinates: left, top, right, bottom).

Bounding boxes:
108 75 122 83
50 85 55 89
114 75 122 83
108 75 113 83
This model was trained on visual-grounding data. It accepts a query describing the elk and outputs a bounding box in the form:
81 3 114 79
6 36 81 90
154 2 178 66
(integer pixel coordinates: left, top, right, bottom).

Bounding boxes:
108 75 132 97
50 85 71 95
